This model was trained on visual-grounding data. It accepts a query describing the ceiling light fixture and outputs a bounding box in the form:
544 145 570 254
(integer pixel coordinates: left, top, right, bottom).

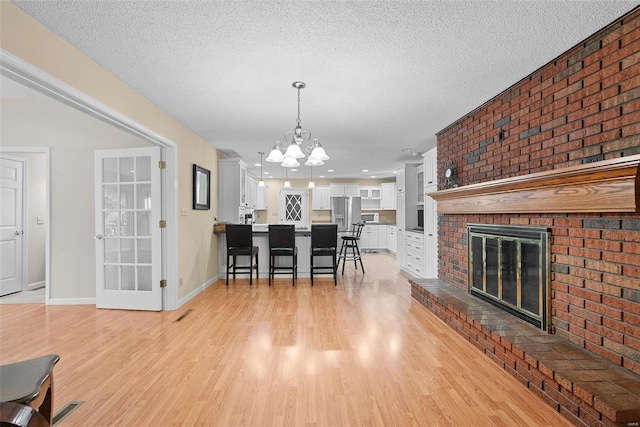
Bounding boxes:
284 167 291 188
257 151 266 187
265 81 329 168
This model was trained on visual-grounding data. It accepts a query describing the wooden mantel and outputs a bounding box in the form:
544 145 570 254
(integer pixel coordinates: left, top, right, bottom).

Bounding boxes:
428 154 640 214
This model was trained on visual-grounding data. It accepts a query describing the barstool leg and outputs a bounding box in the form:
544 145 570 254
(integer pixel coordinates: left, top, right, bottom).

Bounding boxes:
355 242 365 273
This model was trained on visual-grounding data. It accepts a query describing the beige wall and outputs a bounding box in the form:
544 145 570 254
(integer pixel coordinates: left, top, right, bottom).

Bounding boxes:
4 152 46 288
1 2 219 300
259 178 397 225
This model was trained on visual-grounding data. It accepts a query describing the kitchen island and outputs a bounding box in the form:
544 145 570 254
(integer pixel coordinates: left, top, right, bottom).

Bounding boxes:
215 224 336 280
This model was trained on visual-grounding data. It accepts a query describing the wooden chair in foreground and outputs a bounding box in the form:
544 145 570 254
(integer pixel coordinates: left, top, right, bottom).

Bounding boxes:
0 354 60 426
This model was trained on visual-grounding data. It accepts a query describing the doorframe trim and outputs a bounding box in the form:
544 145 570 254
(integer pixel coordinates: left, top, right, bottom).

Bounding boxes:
1 49 180 310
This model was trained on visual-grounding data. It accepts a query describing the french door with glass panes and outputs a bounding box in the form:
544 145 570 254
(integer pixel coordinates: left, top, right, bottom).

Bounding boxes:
94 147 163 310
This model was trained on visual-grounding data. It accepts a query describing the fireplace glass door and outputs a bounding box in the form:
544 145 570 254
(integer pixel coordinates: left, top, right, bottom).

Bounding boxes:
469 224 549 330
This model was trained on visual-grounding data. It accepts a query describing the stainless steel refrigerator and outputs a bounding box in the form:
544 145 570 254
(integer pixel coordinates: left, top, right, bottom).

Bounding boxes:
330 196 362 232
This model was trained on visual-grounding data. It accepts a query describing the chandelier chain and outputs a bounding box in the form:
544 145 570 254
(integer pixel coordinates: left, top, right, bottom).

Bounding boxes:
297 87 301 125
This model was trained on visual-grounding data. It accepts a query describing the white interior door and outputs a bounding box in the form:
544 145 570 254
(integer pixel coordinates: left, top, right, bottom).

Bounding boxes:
0 155 24 297
95 147 162 310
278 189 309 228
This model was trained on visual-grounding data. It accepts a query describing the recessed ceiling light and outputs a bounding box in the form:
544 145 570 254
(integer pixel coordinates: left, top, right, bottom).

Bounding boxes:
254 163 261 167
362 169 369 173
370 175 376 178
264 171 270 175
291 168 297 172
327 169 334 172
319 175 325 178
392 171 399 174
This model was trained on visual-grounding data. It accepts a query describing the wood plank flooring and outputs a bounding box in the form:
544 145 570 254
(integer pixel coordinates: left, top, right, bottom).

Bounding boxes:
0 253 570 426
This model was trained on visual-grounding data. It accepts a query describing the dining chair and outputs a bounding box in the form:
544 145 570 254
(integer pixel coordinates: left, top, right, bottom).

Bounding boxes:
310 224 338 286
337 222 365 274
225 224 259 285
268 224 297 286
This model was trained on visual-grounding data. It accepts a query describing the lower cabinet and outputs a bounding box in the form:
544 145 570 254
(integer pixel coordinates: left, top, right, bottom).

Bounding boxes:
360 224 379 250
405 231 425 277
386 225 397 253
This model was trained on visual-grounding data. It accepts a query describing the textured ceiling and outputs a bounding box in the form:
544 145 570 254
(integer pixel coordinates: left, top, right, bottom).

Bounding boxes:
9 0 639 179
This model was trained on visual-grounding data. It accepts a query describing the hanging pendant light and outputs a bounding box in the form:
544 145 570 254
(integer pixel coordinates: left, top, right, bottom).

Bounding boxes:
283 167 291 188
307 165 315 189
257 151 266 187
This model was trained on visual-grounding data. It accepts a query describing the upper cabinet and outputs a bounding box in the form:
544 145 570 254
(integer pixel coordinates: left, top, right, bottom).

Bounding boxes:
395 167 406 193
416 165 424 205
359 186 381 200
218 159 246 222
330 183 359 197
423 147 437 187
380 182 396 210
312 185 331 210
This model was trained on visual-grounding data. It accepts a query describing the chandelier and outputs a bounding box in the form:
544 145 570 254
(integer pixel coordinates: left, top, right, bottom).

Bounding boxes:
265 81 329 168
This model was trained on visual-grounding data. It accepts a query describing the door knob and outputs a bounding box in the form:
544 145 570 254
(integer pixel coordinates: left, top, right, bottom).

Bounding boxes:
94 234 103 240
14 230 22 236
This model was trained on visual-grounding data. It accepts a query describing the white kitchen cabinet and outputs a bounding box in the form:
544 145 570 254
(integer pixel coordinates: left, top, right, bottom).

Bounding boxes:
423 147 437 187
359 186 381 199
377 224 387 249
395 167 406 193
396 192 406 267
417 164 424 205
424 234 438 278
424 184 437 237
312 186 331 210
218 159 248 223
246 175 257 209
255 183 268 210
386 225 397 253
380 182 396 210
360 224 379 250
405 231 425 277
330 183 359 197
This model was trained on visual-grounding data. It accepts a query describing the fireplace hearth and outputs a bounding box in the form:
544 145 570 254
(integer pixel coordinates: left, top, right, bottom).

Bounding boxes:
468 224 550 330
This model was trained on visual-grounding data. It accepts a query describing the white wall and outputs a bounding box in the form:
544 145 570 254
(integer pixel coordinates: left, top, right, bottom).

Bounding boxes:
1 97 151 299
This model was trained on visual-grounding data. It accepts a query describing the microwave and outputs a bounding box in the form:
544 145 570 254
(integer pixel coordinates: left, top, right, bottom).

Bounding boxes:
362 213 379 223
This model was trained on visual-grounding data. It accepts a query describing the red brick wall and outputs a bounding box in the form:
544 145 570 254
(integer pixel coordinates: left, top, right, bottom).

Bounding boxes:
436 7 640 373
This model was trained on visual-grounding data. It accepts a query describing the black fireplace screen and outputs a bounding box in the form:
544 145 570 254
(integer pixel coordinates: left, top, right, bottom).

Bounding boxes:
468 224 550 330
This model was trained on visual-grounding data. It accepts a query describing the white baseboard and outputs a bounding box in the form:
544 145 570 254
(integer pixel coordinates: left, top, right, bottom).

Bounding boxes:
48 298 96 305
177 275 219 308
26 281 45 291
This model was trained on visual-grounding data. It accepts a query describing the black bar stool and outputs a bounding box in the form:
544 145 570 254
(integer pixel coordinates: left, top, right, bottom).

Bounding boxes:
268 224 297 286
225 224 259 285
338 222 365 274
310 224 338 286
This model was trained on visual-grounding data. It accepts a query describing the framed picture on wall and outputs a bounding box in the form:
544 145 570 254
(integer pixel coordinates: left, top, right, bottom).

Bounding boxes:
193 164 210 210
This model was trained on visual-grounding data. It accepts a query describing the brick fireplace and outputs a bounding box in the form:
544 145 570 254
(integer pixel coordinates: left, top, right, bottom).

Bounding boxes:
413 6 640 427
434 6 640 375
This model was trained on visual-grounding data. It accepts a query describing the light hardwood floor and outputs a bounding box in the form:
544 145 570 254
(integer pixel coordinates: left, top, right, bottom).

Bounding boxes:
0 253 570 426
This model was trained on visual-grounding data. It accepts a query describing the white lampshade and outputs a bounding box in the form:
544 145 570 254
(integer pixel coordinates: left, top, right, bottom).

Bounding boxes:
308 145 329 161
307 181 315 189
284 143 305 159
281 157 300 168
258 180 266 187
265 147 284 163
305 158 324 166
284 180 291 188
